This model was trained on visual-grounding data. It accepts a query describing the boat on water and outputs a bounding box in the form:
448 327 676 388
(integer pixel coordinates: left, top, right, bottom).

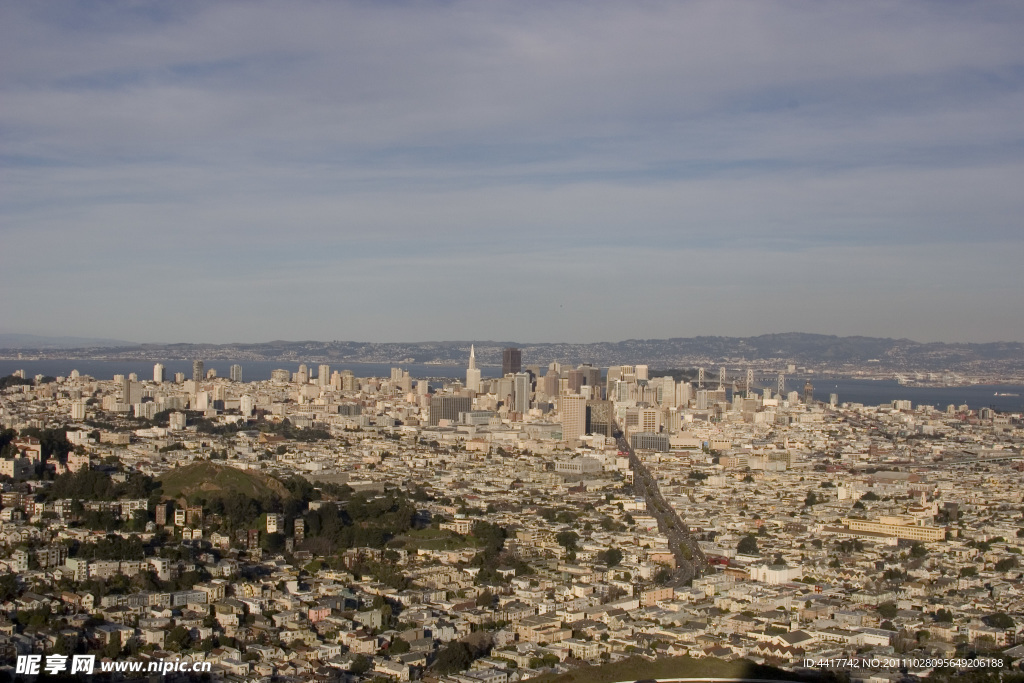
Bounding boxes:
994 392 1020 397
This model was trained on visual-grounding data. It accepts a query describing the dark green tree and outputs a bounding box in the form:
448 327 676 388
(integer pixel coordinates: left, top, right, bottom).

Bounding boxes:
350 655 372 675
737 535 759 555
598 547 623 567
434 642 474 674
983 613 1014 629
878 601 898 619
555 531 579 553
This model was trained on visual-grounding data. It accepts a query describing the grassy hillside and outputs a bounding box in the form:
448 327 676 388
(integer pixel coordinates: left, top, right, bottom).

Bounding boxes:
158 461 293 504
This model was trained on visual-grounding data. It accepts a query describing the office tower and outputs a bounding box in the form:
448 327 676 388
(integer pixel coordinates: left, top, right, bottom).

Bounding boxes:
495 376 513 405
665 407 681 433
70 400 86 420
128 382 143 405
580 365 601 391
318 364 330 387
271 368 291 383
340 370 356 391
542 368 559 397
695 390 709 410
678 381 692 407
192 360 204 382
153 363 165 383
560 394 587 443
428 395 472 426
174 372 185 383
240 395 255 416
296 364 309 384
638 407 660 433
502 347 521 376
635 365 649 381
830 393 838 407
466 345 481 393
194 391 210 411
513 372 531 414
566 369 583 394
620 365 636 382
803 381 814 404
606 366 621 398
230 364 243 382
586 399 614 436
611 379 630 402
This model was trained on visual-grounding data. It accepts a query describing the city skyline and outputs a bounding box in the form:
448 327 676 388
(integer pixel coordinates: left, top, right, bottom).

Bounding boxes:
3 1 1024 344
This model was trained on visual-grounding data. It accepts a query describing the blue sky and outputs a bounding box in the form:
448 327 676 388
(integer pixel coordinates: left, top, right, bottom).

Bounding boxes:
2 0 1023 344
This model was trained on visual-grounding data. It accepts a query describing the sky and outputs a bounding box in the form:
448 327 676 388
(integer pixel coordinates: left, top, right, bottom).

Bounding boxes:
2 1 1023 345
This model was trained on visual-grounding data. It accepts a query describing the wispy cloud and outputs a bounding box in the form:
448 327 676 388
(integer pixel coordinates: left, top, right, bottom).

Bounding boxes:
2 0 1023 342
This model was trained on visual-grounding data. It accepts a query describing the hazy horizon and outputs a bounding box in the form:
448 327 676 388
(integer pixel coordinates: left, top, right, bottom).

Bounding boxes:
2 330 1023 350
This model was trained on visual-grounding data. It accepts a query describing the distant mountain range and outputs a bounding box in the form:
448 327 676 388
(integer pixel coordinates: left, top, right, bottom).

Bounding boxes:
0 333 137 349
1 333 1021 373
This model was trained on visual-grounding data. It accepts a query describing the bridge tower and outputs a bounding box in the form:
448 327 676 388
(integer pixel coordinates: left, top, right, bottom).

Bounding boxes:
777 372 785 397
697 367 704 389
718 366 726 390
746 369 754 396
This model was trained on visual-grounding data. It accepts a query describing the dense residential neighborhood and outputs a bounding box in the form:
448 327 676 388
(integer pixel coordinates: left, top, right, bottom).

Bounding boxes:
0 357 1022 682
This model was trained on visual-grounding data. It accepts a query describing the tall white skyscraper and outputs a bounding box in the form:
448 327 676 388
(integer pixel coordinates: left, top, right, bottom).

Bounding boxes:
466 345 481 393
230 364 243 382
513 372 531 414
318 364 330 387
153 363 165 383
560 394 587 444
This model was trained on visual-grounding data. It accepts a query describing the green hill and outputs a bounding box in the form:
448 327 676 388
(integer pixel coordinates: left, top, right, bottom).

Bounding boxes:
158 461 293 504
